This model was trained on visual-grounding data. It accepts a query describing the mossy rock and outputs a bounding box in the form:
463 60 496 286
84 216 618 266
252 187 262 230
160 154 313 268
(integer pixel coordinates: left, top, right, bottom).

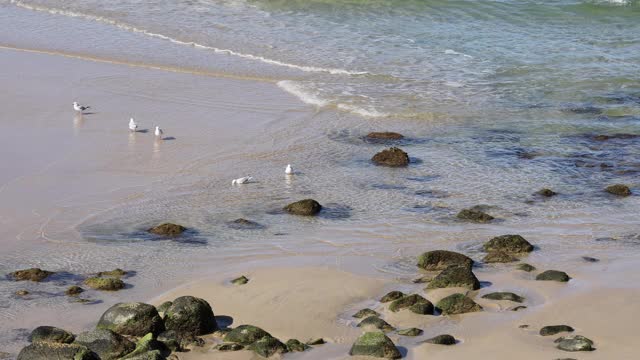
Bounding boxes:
120 350 165 360
536 188 557 197
74 329 136 360
417 250 473 271
119 333 169 360
483 251 518 263
156 330 181 352
156 301 172 315
517 263 536 272
306 338 325 345
605 184 631 197
426 265 480 290
9 268 54 282
97 302 165 337
357 316 395 332
397 328 423 337
366 132 404 140
371 147 410 167
380 291 405 303
456 208 494 223
481 292 524 303
247 336 288 358
389 294 433 315
216 343 244 351
554 335 595 352
65 286 84 296
283 199 322 216
17 342 98 360
29 326 75 344
436 293 482 315
231 276 249 285
349 332 401 359
286 339 310 352
224 325 271 345
97 269 127 278
84 277 125 291
164 296 217 336
423 334 456 345
148 223 187 236
484 235 533 253
536 270 571 282
353 308 380 319
540 325 574 336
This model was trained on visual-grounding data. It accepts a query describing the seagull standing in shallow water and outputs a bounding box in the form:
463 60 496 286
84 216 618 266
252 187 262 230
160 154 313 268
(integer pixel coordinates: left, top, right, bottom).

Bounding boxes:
128 118 138 132
285 164 293 175
154 126 163 138
232 176 253 185
73 102 90 112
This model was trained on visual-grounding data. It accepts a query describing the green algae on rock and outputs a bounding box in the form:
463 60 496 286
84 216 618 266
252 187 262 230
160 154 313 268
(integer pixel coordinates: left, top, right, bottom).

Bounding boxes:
84 277 125 291
426 265 480 290
9 268 54 282
97 303 165 337
357 316 395 332
536 270 571 282
283 199 322 216
349 332 401 359
436 293 482 315
417 250 473 270
29 326 75 344
484 234 533 253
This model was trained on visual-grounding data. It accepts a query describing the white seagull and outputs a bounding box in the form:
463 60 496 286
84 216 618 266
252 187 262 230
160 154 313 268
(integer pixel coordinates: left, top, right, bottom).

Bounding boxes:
128 118 138 132
232 176 253 185
73 102 90 112
154 126 164 138
285 164 293 175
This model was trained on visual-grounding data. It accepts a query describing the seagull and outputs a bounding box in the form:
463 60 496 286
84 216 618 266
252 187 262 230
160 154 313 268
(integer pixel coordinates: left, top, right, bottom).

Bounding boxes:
128 118 138 132
285 164 293 175
232 176 253 185
73 102 90 112
154 126 163 138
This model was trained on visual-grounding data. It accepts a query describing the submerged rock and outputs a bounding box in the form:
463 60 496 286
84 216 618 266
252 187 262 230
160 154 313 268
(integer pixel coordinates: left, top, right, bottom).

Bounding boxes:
9 268 54 282
74 329 135 360
540 325 574 336
16 290 29 296
436 293 482 315
517 263 536 272
349 332 401 359
537 188 557 197
484 234 534 253
423 334 456 345
283 199 322 216
456 208 494 223
17 342 98 360
555 335 595 352
247 336 288 358
366 132 404 140
426 265 480 290
227 218 264 230
380 291 405 303
481 292 524 303
97 302 165 337
357 316 395 332
65 286 84 296
231 276 249 285
164 296 217 336
148 223 186 236
224 325 271 345
536 270 571 282
397 328 423 337
483 251 518 263
416 250 473 271
285 339 310 352
605 184 632 197
582 256 599 263
353 308 380 319
29 326 75 344
84 277 125 291
388 294 434 315
371 147 410 167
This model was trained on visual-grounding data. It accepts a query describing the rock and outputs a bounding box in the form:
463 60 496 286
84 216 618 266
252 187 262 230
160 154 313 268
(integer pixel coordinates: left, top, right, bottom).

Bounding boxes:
605 184 632 197
483 251 518 263
17 342 98 360
156 330 181 352
65 286 84 296
436 293 482 315
484 235 534 253
412 275 433 283
423 334 456 345
519 325 529 329
97 302 165 337
227 218 263 230
247 336 288 358
540 325 574 336
397 328 423 337
537 188 557 197
426 265 480 290
83 277 125 291
97 269 127 278
224 325 271 345
349 332 401 359
120 333 169 360
164 296 217 336
16 290 29 296
555 335 595 352
306 338 325 345
74 329 135 360
121 350 165 360
156 301 172 315
371 147 410 167
388 294 434 315
9 268 54 282
29 326 75 344
366 132 404 140
357 316 395 332
456 208 495 223
582 256 599 263
481 292 524 303
536 270 571 282
353 308 380 319
509 306 527 311
517 263 536 272
216 343 244 351
283 199 322 216
148 223 186 236
380 291 405 303
285 339 310 352
416 250 473 271
231 276 249 285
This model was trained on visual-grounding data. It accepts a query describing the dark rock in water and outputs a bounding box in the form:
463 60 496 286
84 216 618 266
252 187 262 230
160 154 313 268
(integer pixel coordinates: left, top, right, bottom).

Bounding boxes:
484 234 534 253
285 339 310 352
564 106 602 115
517 263 536 272
17 342 98 360
97 269 127 278
65 286 84 296
164 296 217 336
481 292 524 303
283 199 322 216
349 332 401 359
306 338 326 345
84 277 125 291
436 293 482 315
156 330 181 352
483 251 518 263
423 334 456 345
416 250 473 271
224 325 271 345
353 308 380 319
16 290 29 296
97 302 165 337
605 184 632 197
120 333 169 360
510 305 527 311
156 301 172 315
247 336 288 358
357 316 395 332
536 270 571 282
29 326 75 344
148 223 187 236
366 132 405 140
227 218 264 230
397 328 423 337
582 256 599 263
540 325 574 336
231 276 249 285
216 343 244 351
371 147 410 167
426 265 480 290
74 329 135 360
456 208 494 223
380 291 405 303
537 188 557 197
9 268 54 282
388 294 433 315
555 335 595 352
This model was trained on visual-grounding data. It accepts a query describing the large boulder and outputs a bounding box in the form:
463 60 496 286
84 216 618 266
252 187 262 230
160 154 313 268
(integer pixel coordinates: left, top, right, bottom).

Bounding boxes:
29 326 75 344
17 343 98 360
388 294 434 315
426 265 480 290
97 302 165 337
371 147 409 167
456 208 494 223
540 325 574 336
9 268 54 282
436 293 482 315
163 296 217 336
536 270 571 282
224 325 271 345
605 184 631 197
357 316 395 332
555 335 595 352
247 336 288 358
349 332 401 359
283 199 322 216
148 223 186 236
416 250 473 271
481 292 524 303
74 329 135 360
483 235 533 253
84 277 125 291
